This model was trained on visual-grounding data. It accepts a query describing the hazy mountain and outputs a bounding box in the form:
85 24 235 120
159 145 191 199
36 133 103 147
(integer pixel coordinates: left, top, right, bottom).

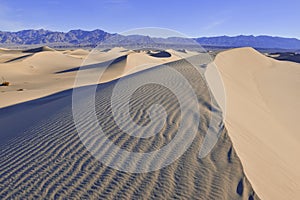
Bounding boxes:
0 29 300 50
195 35 300 50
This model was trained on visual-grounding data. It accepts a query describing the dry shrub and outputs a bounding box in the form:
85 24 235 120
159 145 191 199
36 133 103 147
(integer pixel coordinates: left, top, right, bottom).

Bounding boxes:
1 81 9 86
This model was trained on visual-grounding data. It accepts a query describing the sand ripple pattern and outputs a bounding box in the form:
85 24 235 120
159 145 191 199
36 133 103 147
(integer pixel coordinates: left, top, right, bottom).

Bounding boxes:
0 59 259 199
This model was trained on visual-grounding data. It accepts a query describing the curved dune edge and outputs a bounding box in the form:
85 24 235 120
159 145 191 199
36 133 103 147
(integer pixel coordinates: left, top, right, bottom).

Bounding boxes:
0 57 259 199
214 47 300 200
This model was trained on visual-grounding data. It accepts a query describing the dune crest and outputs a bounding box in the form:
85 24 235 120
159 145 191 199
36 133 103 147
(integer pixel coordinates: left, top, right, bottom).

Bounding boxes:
22 46 55 53
215 47 300 200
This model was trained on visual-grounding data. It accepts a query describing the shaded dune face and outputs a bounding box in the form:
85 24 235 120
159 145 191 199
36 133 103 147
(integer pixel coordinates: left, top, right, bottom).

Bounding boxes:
0 59 258 199
149 51 172 58
22 46 55 53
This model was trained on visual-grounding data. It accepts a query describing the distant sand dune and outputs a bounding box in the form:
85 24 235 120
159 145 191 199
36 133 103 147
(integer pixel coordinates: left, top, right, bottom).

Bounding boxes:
0 53 32 63
149 51 172 58
22 46 55 53
68 49 90 56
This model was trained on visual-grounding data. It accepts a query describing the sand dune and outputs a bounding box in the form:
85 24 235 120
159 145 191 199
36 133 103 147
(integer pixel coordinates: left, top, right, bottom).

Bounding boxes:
266 52 300 64
63 49 90 59
0 48 31 63
22 46 55 53
0 46 56 63
0 54 258 199
214 47 300 200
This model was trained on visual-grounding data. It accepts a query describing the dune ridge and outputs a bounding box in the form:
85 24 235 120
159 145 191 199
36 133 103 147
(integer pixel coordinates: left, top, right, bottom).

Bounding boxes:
214 47 300 200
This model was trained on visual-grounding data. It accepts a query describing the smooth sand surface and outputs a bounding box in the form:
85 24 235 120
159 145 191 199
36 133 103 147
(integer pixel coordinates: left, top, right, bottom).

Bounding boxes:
0 47 258 199
214 47 300 200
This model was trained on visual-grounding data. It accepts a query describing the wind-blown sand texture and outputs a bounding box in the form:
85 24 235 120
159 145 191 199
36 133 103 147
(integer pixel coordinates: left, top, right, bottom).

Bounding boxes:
214 47 300 200
0 47 258 199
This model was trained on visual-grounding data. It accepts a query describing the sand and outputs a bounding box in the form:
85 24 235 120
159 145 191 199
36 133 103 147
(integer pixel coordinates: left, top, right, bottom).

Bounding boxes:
213 47 300 200
1 46 298 199
0 47 258 199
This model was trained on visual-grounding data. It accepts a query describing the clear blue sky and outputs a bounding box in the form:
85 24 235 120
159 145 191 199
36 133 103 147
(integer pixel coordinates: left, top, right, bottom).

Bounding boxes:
0 0 299 38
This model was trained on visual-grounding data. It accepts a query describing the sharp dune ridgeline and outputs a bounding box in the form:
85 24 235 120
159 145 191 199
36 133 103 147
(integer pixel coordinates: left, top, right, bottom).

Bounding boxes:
0 46 299 199
214 47 300 200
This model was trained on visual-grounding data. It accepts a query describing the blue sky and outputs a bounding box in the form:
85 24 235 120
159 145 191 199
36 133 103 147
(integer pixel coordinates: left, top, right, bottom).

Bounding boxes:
0 0 299 38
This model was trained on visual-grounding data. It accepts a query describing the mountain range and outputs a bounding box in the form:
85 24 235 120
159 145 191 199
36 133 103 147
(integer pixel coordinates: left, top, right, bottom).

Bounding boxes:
1 29 300 50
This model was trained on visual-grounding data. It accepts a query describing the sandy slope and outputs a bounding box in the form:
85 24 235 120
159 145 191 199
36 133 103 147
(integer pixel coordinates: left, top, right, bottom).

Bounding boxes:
0 49 258 199
214 47 300 200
